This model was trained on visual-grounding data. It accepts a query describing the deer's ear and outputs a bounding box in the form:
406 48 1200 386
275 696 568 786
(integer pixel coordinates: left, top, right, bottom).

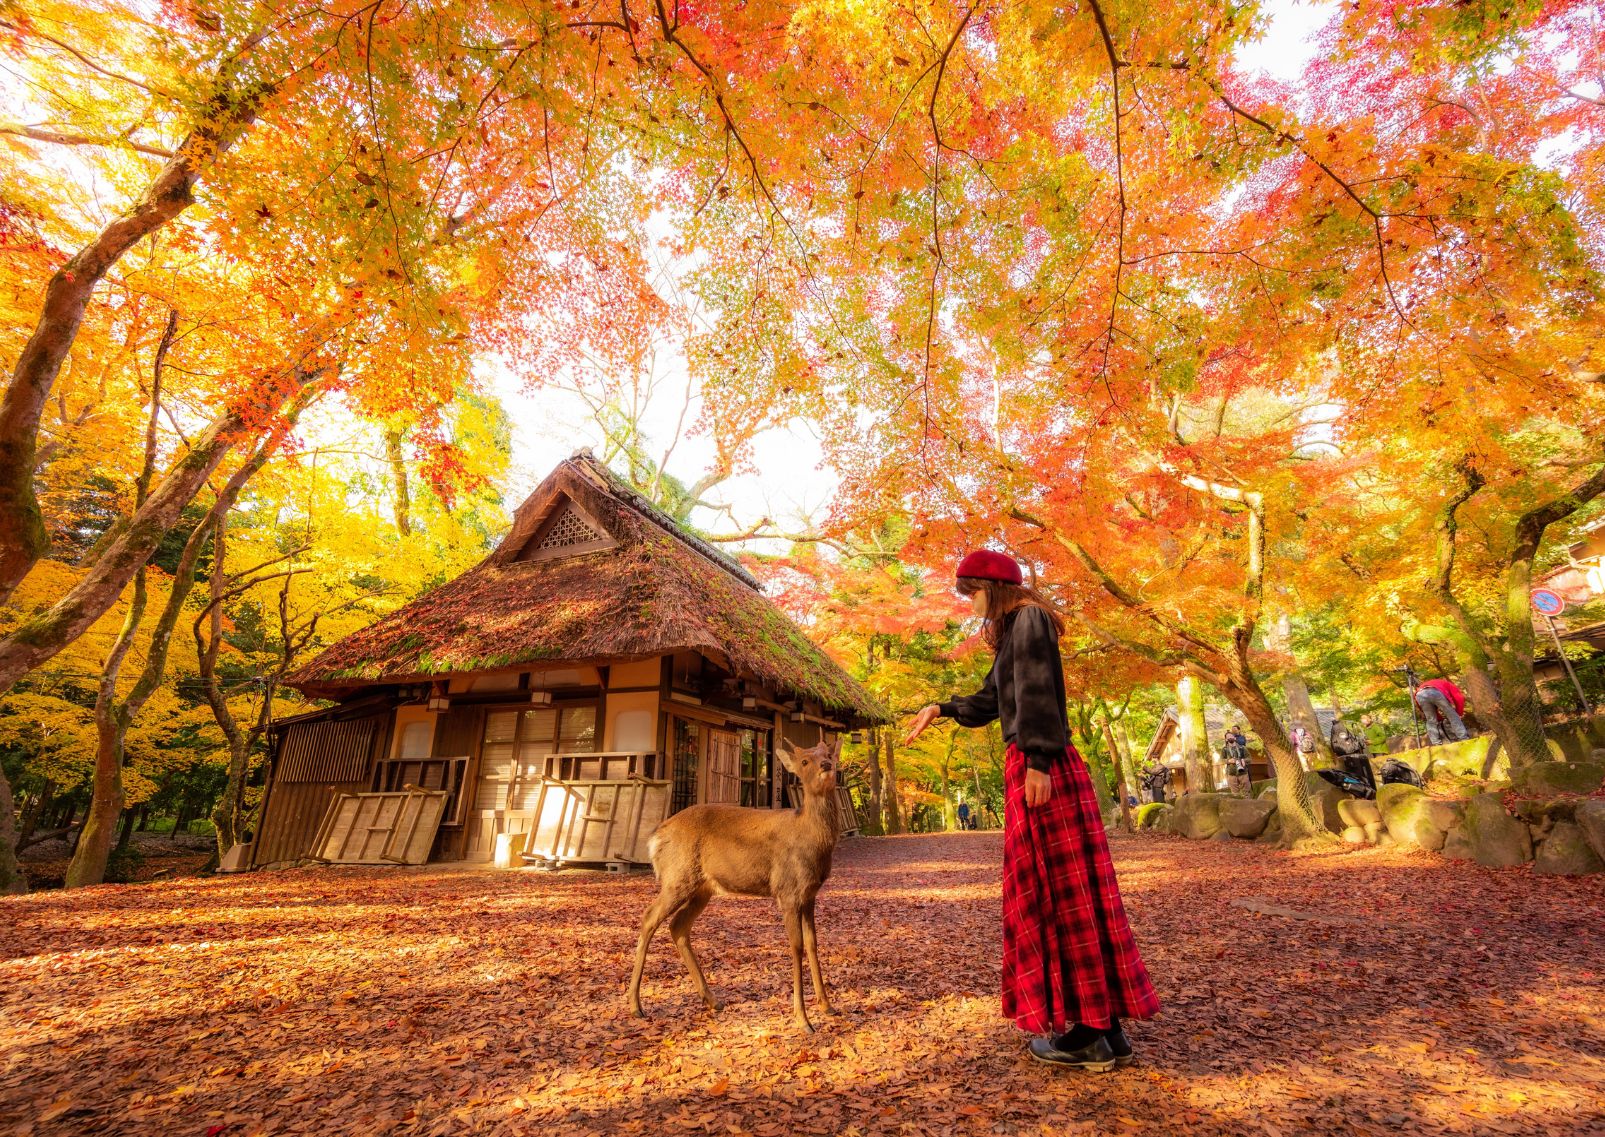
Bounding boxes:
777 740 799 774
829 735 843 760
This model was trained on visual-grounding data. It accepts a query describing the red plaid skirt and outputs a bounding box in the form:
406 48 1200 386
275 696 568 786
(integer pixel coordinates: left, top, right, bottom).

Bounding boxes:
1001 743 1159 1033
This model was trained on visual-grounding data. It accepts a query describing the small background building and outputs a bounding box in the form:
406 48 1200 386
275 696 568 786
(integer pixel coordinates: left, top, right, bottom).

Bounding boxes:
250 453 886 868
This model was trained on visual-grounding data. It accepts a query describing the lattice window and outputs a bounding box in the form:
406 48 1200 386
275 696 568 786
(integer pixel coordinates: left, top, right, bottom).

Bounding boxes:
537 505 603 551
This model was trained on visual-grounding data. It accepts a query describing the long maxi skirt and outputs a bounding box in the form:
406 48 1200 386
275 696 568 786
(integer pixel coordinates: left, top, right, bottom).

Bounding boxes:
1001 742 1160 1033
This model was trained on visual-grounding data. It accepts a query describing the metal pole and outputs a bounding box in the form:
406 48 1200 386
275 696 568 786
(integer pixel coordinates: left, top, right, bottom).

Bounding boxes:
1544 612 1591 715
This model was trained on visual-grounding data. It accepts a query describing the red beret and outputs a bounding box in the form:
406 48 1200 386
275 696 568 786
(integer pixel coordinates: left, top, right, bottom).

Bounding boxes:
956 549 1023 585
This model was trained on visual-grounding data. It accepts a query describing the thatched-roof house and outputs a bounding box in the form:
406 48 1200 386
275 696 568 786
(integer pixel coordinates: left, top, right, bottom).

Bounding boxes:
250 453 887 868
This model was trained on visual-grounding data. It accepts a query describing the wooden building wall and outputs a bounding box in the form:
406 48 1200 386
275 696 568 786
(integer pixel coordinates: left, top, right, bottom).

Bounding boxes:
255 653 866 869
252 711 392 867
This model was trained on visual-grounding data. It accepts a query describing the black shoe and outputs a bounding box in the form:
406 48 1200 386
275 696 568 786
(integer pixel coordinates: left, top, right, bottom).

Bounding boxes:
1027 1034 1117 1072
1104 1024 1135 1066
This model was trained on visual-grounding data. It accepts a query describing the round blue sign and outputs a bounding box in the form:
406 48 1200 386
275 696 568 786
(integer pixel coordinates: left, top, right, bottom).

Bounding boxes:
1530 589 1565 616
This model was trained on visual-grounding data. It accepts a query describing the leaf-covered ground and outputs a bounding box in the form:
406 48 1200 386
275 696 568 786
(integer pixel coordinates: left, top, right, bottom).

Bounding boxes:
2 832 1602 1137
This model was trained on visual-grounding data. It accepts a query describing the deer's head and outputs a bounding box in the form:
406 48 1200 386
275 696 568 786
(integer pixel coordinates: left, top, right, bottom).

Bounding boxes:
779 736 840 799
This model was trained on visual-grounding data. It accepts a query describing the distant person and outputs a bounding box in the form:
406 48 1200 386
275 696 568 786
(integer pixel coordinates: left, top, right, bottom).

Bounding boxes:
1225 745 1251 795
1415 676 1470 745
904 549 1156 1071
957 800 972 830
1288 724 1308 755
1142 765 1169 804
1359 713 1388 752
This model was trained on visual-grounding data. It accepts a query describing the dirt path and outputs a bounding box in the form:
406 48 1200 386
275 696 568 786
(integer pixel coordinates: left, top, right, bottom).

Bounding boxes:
2 832 1602 1136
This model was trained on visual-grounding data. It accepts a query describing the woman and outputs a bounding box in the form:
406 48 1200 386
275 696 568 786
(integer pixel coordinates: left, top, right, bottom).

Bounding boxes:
904 549 1159 1071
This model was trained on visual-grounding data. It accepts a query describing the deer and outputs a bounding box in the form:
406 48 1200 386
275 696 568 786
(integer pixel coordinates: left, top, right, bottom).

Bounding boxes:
627 735 842 1032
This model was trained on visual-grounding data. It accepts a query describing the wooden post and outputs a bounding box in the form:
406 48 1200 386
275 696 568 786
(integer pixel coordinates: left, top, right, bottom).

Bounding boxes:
1544 613 1592 714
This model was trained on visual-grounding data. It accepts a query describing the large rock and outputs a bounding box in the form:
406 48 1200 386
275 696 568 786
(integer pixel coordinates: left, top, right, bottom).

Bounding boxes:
1257 810 1285 844
1512 797 1578 826
1220 797 1277 839
1134 802 1172 831
1575 800 1605 862
1338 798 1382 828
1251 778 1277 799
1533 822 1605 876
1377 784 1461 852
1441 827 1474 860
1172 793 1227 840
1511 797 1581 844
1310 783 1351 834
1376 782 1421 816
1509 761 1605 797
1416 735 1494 779
1461 792 1534 868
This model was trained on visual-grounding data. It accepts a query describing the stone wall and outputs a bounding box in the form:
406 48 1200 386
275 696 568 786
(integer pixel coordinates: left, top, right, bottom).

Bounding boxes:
1140 759 1605 877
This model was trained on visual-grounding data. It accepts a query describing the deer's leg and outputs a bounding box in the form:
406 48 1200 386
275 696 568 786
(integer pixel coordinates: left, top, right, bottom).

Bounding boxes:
627 889 683 1018
801 898 833 1015
781 904 813 1033
668 893 718 1012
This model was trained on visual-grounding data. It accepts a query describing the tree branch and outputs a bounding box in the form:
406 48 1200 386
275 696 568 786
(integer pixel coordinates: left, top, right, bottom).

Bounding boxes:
0 123 173 158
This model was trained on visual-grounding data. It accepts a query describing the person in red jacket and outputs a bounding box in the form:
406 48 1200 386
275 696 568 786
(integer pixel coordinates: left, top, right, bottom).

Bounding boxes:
1414 676 1469 745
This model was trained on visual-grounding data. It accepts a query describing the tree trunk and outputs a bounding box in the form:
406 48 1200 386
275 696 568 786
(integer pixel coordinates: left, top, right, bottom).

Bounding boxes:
0 413 237 694
940 732 955 830
213 739 252 855
0 370 317 697
1283 672 1330 767
1114 718 1141 806
1101 717 1135 832
881 729 903 835
1458 663 1516 759
0 85 269 604
1080 729 1115 815
1177 676 1209 793
116 808 138 852
17 779 49 848
1221 665 1328 844
1492 649 1553 768
68 560 146 889
384 427 411 536
862 728 885 835
0 764 25 894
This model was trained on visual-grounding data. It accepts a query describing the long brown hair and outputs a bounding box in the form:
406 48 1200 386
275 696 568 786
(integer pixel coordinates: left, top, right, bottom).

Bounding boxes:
957 576 1066 648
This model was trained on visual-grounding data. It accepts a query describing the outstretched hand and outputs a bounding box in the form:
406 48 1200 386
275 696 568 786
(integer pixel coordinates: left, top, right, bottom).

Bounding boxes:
902 704 941 746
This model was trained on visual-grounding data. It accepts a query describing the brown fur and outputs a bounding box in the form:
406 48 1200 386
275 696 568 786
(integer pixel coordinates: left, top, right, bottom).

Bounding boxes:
626 737 842 1031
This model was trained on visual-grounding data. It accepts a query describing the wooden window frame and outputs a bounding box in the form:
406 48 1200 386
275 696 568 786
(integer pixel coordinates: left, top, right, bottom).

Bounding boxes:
495 701 601 811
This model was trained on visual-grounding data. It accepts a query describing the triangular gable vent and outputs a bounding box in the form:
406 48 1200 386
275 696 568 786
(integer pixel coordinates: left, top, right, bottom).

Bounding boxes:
514 496 615 561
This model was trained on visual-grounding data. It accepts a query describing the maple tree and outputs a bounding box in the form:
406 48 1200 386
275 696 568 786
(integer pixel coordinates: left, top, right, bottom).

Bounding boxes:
3 0 1604 880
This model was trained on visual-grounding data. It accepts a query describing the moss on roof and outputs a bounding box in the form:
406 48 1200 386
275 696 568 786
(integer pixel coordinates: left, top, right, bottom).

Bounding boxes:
288 455 887 723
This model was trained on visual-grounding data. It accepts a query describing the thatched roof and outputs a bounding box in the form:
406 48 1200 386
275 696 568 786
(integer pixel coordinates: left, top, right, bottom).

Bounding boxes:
287 453 887 723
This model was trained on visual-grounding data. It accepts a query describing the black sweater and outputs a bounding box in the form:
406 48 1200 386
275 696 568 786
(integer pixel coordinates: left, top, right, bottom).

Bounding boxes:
938 606 1069 772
